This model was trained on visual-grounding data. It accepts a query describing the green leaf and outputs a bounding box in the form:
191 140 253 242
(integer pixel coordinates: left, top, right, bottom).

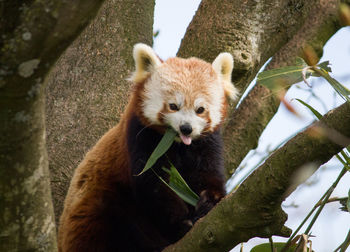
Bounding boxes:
295 57 307 66
251 242 297 252
317 60 332 73
137 128 177 175
161 165 199 206
295 99 322 120
339 197 349 212
327 76 350 103
137 128 199 206
313 68 350 103
295 99 350 168
257 57 309 90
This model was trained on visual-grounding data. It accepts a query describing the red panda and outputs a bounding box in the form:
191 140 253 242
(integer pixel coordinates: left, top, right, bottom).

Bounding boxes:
58 43 238 252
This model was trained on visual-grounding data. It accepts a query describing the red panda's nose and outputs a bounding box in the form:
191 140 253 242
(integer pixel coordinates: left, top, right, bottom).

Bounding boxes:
179 124 192 136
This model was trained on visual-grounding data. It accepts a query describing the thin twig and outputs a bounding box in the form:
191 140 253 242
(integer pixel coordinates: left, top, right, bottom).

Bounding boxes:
339 230 350 252
282 166 348 251
304 167 347 235
314 197 348 208
334 229 350 252
282 187 328 251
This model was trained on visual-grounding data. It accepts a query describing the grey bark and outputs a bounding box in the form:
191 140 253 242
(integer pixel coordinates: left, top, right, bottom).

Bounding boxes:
0 0 106 251
223 0 349 176
46 0 155 221
0 0 346 251
176 0 349 177
178 0 316 93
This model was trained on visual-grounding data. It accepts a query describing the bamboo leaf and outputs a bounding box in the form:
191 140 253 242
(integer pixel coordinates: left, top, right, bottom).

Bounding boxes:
327 77 350 103
137 128 177 175
257 58 310 90
162 165 200 206
251 242 297 252
312 68 350 104
317 60 332 73
295 99 322 120
296 99 350 167
339 197 349 212
137 128 199 206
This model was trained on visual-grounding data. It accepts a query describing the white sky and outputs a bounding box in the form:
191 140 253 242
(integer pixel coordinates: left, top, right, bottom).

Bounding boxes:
153 1 350 251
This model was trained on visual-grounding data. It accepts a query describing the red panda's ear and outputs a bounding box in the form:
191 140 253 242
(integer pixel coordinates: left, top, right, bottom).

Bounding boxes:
212 53 238 100
130 43 162 83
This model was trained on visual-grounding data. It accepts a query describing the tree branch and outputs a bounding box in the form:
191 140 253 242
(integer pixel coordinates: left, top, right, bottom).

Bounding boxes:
177 0 316 93
223 0 350 176
176 0 343 177
164 102 350 252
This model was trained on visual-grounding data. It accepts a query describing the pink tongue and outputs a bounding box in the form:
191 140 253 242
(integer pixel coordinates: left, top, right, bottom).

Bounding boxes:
180 134 192 145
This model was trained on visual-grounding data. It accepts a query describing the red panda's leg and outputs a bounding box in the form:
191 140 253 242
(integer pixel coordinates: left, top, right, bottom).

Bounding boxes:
59 188 166 252
191 171 226 222
133 169 193 242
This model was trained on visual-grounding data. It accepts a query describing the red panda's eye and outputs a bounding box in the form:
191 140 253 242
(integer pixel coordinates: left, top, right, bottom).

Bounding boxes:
196 107 205 114
169 103 179 111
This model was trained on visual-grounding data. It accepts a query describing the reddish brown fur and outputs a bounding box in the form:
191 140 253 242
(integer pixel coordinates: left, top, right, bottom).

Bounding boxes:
160 58 216 109
58 52 232 251
58 82 144 252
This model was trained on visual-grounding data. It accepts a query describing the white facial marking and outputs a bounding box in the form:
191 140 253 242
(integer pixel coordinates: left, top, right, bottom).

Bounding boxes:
194 98 205 111
139 54 236 142
174 92 184 108
142 69 174 124
165 108 207 140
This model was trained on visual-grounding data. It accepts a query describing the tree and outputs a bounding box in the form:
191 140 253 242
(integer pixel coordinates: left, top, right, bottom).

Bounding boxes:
0 1 108 251
1 0 349 251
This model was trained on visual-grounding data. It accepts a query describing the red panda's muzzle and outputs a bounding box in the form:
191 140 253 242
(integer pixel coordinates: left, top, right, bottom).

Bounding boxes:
180 134 192 145
179 124 193 145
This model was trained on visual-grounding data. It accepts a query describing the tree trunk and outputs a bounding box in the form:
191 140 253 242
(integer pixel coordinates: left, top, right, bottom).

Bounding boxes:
46 0 155 221
0 85 57 252
2 0 347 251
0 0 106 250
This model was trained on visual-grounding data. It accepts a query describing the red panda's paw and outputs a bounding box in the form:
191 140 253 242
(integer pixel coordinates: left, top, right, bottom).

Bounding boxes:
193 190 222 222
182 219 193 228
175 219 193 240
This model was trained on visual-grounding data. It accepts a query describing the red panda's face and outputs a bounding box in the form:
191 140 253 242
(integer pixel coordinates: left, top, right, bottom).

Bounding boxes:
130 44 238 145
